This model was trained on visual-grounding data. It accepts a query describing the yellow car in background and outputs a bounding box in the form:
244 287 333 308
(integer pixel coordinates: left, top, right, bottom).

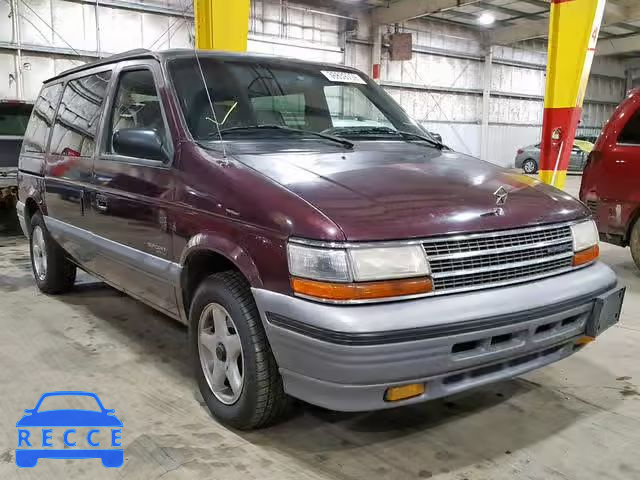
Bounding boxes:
573 139 594 153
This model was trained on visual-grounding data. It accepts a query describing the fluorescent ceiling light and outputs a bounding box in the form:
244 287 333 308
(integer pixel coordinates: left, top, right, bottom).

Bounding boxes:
477 12 495 25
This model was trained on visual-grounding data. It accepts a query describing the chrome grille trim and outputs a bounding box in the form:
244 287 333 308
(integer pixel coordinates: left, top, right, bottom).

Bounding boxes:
424 223 578 294
428 237 573 261
423 226 572 257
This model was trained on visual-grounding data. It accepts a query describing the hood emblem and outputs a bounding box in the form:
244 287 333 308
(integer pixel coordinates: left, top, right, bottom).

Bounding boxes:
494 186 509 206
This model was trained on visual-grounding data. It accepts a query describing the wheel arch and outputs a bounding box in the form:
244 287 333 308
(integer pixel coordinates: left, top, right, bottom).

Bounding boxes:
178 235 263 323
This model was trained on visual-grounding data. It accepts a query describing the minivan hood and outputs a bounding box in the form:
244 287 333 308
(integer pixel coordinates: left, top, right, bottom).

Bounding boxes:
231 141 589 241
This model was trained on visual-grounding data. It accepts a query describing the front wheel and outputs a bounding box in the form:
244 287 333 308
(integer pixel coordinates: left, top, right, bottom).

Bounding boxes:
522 158 538 174
189 271 291 429
29 212 76 294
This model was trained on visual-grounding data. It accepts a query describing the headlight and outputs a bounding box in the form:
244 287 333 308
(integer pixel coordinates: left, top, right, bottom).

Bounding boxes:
570 220 599 266
287 242 432 302
349 246 430 281
571 220 598 252
287 244 350 282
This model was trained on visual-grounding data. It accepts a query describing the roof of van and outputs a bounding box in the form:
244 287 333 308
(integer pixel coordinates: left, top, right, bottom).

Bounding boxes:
45 48 359 83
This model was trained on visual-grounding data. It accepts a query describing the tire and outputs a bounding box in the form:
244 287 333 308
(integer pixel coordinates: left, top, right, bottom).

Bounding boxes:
29 212 76 294
189 270 291 430
629 218 640 270
522 158 538 174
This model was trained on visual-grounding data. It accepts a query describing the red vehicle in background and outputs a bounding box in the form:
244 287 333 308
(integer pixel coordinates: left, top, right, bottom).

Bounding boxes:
580 88 640 267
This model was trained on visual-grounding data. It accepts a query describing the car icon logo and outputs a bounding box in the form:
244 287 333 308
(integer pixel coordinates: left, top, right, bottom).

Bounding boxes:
15 391 123 468
494 185 509 206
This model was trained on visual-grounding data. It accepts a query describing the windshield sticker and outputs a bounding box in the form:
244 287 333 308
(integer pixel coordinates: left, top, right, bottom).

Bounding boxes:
321 71 366 84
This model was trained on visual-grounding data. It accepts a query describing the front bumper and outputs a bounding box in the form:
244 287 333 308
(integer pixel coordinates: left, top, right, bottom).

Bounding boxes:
253 262 620 411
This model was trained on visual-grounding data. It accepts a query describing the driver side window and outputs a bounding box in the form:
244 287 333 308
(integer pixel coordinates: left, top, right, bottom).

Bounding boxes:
108 69 168 154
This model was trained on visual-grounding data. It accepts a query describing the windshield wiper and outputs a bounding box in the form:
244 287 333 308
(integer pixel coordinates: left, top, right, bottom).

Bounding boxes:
218 124 354 150
395 130 446 149
330 126 445 149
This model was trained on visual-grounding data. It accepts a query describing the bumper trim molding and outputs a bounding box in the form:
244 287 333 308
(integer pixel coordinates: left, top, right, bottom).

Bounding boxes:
265 285 613 346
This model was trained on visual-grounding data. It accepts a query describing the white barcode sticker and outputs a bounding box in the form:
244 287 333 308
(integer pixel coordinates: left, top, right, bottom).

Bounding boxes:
321 70 367 84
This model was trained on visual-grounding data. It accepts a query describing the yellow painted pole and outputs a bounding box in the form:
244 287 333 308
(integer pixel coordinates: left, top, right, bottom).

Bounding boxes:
539 0 606 189
194 0 251 52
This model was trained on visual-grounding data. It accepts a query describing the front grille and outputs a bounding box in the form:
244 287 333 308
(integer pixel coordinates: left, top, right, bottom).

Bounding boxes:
423 226 571 257
430 242 573 273
424 224 575 294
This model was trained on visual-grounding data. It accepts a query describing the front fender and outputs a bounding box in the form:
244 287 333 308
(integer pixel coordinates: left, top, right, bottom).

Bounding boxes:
176 231 266 324
179 231 263 287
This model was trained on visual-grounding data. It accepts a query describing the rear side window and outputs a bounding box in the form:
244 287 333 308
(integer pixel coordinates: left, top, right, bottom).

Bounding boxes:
49 71 112 157
618 110 640 145
0 103 33 136
22 84 63 153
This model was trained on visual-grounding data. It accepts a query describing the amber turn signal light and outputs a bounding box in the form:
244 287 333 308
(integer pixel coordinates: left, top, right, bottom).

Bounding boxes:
573 244 599 267
385 383 426 402
291 277 433 301
576 336 595 346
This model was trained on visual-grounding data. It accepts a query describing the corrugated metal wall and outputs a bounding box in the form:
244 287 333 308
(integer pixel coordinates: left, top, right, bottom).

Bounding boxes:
367 24 626 166
0 0 343 99
0 0 628 166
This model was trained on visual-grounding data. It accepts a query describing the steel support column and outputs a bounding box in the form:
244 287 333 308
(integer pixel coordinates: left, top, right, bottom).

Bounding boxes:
194 0 250 52
539 0 606 189
481 47 493 161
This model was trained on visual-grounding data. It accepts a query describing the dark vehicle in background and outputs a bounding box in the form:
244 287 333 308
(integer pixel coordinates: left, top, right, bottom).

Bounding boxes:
0 100 32 207
581 88 640 268
17 49 624 430
515 141 591 174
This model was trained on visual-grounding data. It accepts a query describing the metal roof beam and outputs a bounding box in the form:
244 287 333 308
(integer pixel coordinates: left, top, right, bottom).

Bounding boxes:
489 2 636 45
370 0 482 25
597 34 640 55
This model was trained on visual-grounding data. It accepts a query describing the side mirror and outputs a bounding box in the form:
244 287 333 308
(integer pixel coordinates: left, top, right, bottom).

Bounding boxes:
113 128 168 162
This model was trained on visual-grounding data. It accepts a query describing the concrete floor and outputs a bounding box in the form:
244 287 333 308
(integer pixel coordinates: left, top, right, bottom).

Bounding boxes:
2 175 640 479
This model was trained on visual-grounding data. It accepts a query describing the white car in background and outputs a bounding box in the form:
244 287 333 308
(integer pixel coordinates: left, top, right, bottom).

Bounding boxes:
514 140 593 174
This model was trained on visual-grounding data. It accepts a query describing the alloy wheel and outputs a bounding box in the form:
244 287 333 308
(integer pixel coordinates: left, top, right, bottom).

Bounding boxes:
523 160 536 174
31 226 47 281
197 303 245 405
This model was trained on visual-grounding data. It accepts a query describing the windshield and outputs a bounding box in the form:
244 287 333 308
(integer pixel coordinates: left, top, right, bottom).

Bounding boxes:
36 394 102 412
169 57 433 143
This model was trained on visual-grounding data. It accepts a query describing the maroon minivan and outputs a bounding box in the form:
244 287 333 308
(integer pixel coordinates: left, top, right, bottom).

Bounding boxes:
17 49 624 429
580 88 640 268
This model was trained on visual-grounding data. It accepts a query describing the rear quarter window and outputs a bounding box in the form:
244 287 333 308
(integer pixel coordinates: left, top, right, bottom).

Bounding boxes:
0 103 32 136
22 84 63 153
49 71 112 157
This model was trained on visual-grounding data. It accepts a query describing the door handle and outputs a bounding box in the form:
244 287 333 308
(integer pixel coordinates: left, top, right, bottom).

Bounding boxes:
95 194 108 212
